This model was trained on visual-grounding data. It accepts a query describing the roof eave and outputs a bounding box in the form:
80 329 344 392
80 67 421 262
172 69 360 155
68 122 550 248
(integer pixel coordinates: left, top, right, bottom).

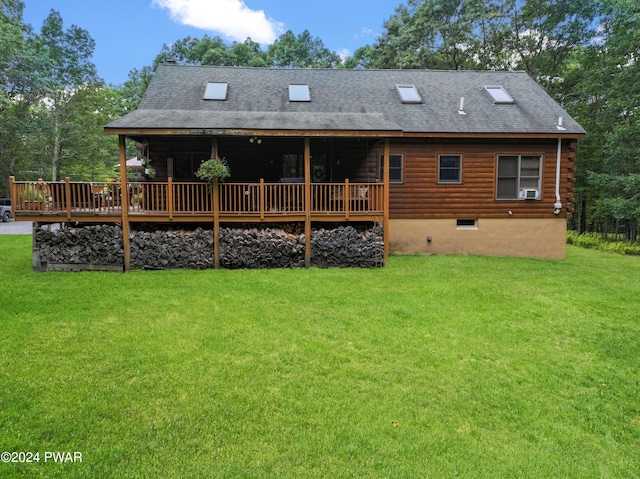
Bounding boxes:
402 131 586 139
105 127 585 140
103 127 405 138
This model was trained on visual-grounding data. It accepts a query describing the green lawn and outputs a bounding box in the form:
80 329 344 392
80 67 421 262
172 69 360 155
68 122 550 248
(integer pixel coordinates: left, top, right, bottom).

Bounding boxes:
1 236 639 478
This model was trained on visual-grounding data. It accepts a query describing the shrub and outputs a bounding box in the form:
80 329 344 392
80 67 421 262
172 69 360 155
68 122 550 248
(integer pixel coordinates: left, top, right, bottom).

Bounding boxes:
567 230 640 256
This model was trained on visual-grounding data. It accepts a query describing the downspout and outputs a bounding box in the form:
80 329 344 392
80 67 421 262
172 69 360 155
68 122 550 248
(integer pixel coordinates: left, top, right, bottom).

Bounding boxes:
554 137 563 215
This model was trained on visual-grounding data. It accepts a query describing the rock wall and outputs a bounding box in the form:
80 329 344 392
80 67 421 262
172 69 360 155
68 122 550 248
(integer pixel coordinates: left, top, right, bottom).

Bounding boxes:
218 222 383 268
220 225 305 269
130 227 214 270
32 221 383 271
33 223 124 272
311 223 384 268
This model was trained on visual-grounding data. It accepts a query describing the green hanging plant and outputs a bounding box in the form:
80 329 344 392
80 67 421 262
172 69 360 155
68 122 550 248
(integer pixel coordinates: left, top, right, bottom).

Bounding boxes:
195 157 230 182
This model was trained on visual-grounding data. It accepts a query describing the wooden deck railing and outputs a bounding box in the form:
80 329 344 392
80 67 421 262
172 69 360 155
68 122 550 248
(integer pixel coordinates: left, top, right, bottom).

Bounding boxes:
220 181 306 215
10 177 383 220
11 178 124 219
311 181 383 215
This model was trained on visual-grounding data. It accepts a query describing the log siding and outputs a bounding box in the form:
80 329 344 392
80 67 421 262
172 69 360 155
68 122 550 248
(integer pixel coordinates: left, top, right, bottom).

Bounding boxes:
378 138 574 219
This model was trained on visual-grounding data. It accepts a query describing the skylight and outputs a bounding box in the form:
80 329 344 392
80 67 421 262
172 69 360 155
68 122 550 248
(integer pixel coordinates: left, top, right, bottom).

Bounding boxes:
204 82 228 100
289 84 311 102
396 84 422 104
484 86 515 104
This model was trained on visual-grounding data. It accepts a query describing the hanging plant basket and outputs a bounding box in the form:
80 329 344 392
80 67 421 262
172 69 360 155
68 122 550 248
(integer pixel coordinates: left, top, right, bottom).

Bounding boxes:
195 157 230 183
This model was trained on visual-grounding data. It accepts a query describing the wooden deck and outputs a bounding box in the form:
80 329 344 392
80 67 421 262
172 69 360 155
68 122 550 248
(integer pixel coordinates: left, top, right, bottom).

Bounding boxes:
10 178 384 223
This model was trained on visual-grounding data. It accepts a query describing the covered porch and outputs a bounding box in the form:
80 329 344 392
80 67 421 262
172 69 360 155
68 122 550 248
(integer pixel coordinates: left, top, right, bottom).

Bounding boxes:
11 135 391 269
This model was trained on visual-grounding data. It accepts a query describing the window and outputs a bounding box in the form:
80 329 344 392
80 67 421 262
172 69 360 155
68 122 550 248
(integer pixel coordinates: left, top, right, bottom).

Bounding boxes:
204 82 228 100
484 85 515 104
282 153 303 179
289 84 310 102
379 154 403 183
438 155 462 183
395 84 422 104
457 218 478 229
172 153 210 180
496 155 542 199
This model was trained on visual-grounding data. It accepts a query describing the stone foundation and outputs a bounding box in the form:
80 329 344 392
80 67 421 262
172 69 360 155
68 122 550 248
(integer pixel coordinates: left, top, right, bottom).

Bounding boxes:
33 223 124 272
220 224 305 269
32 221 384 271
311 223 384 268
131 226 214 270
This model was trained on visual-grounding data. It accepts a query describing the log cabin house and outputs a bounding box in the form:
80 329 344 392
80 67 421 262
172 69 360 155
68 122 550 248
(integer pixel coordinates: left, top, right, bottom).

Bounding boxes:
10 64 585 270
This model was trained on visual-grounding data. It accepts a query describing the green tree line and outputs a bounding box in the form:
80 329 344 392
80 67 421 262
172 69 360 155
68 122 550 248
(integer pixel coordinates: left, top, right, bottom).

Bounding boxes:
2 0 639 239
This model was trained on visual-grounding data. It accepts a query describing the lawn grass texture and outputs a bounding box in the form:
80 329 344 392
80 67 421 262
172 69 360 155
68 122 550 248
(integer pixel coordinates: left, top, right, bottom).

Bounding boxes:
1 236 639 478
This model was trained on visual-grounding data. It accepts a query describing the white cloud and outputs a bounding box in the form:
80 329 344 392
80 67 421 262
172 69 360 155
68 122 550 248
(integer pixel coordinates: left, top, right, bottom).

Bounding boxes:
337 48 351 61
152 0 284 44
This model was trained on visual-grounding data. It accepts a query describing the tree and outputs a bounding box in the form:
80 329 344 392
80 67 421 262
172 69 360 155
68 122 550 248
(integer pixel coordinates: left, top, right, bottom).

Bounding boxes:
504 0 600 91
0 0 45 194
153 30 342 70
116 66 154 114
229 38 269 67
350 0 509 70
153 35 269 68
557 0 640 239
31 9 100 181
0 0 26 98
266 30 341 68
350 0 600 82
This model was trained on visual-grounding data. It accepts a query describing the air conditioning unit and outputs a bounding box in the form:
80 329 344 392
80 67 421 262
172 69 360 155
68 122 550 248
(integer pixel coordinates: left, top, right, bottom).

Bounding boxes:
521 189 540 200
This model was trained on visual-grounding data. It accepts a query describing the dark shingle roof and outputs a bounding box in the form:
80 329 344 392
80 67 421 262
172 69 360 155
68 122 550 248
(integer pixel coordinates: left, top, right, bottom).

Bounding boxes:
105 64 585 136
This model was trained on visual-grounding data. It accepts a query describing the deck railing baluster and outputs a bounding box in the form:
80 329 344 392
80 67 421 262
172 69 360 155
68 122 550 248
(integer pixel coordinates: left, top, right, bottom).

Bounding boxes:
9 179 383 219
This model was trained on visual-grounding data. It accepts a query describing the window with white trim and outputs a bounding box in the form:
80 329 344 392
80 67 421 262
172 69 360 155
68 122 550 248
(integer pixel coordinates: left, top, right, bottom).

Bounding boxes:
395 84 422 104
496 155 542 199
438 154 462 183
484 85 515 104
379 154 403 183
203 82 228 100
289 84 310 102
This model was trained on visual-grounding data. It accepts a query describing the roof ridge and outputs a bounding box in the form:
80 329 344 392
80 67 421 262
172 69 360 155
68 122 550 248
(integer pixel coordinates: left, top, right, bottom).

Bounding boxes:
157 63 528 74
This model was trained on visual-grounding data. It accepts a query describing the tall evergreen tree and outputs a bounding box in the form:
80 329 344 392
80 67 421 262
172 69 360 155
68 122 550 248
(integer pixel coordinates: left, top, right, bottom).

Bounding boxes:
567 0 640 239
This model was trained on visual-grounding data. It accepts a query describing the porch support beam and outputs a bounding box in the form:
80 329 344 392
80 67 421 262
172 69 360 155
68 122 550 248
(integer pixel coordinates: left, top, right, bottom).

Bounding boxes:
9 176 17 214
167 177 174 220
213 178 220 268
118 135 131 271
212 136 220 268
383 138 390 261
304 138 311 268
64 178 72 221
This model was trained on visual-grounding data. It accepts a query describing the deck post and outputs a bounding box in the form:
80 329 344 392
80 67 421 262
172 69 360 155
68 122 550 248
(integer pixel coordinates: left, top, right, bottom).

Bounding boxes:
167 177 174 220
259 178 265 220
213 178 220 268
118 135 131 271
344 178 350 221
64 177 72 221
9 176 16 212
304 138 311 268
383 138 390 261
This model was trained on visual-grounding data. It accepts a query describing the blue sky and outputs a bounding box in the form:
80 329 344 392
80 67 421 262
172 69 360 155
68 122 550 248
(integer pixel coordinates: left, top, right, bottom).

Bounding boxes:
22 0 399 86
